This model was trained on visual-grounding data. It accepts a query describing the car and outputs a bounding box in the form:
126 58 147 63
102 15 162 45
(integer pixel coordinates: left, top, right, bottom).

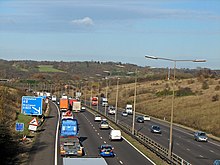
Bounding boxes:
81 106 86 112
108 106 116 115
194 131 208 142
136 116 144 123
94 115 102 122
143 115 151 121
100 120 109 129
121 111 128 117
99 144 115 157
109 130 122 141
151 125 161 134
213 160 220 165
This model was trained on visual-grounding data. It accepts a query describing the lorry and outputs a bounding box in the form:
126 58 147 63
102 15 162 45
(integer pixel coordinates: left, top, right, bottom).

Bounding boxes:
72 101 81 113
91 97 98 106
101 97 108 107
60 98 69 111
125 104 133 115
60 118 84 157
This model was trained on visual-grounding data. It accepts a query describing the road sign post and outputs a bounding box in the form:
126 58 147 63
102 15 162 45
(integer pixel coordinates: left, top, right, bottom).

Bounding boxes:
15 123 24 132
21 96 43 115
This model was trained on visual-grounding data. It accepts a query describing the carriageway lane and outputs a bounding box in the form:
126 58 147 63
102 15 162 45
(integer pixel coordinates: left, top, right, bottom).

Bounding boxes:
89 103 220 165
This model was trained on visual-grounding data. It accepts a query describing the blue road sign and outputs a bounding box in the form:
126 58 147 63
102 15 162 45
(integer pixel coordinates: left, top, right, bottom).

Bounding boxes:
16 123 24 131
22 96 43 115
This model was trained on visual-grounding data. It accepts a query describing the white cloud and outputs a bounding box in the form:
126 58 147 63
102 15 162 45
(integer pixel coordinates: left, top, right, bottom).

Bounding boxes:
70 17 94 26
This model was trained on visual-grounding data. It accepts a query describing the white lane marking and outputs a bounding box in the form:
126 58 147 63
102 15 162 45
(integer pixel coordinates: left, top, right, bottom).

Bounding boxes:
97 133 100 135
54 102 60 165
104 141 106 144
119 160 123 164
109 126 156 165
186 148 190 151
199 155 204 158
100 137 103 139
210 150 214 153
176 143 179 146
95 129 97 132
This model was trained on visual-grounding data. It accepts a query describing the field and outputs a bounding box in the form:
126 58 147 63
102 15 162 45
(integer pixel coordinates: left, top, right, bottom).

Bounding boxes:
105 77 220 137
38 65 64 72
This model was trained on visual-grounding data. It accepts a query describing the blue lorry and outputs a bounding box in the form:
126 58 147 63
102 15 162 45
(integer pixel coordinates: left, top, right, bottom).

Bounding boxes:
60 118 83 156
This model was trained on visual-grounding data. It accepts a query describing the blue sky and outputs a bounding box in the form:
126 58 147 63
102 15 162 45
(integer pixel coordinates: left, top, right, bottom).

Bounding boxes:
0 0 220 69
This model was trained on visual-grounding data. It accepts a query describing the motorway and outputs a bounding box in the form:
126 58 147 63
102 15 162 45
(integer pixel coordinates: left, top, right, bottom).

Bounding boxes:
58 105 155 165
29 101 155 165
89 103 220 165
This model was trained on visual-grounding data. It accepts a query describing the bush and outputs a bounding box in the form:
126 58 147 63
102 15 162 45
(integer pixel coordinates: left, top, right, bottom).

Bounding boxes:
187 79 195 84
212 94 219 102
175 87 194 97
215 85 220 91
202 80 209 90
156 89 173 97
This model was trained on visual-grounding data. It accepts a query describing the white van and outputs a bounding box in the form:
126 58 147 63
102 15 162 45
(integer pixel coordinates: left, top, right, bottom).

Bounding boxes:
109 130 122 141
125 104 133 115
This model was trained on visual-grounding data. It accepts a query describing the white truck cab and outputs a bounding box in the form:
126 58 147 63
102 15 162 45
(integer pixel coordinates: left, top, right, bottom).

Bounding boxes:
125 104 133 115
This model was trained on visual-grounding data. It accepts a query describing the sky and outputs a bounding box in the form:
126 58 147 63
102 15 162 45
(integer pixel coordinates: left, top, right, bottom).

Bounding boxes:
0 0 220 69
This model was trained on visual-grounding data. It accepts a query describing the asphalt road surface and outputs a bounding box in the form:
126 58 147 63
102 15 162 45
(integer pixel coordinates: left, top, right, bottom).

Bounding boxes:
58 107 155 165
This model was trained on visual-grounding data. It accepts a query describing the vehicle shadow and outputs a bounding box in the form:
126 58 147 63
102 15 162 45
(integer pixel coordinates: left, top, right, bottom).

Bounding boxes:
79 136 88 143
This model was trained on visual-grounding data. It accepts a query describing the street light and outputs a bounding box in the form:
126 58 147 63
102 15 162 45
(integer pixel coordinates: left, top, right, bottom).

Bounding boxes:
132 69 138 135
145 55 206 160
115 77 120 123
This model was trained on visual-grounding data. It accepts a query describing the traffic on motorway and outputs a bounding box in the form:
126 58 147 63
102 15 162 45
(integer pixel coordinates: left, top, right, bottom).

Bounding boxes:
54 95 155 165
82 97 220 165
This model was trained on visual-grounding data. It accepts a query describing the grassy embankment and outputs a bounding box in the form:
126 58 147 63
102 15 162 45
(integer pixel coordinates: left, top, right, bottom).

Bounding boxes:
105 78 220 138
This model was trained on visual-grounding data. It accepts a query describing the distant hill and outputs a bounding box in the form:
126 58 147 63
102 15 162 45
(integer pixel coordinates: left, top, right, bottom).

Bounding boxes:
1 59 219 83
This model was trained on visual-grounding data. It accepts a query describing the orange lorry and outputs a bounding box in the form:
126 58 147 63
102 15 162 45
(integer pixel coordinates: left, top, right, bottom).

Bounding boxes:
59 98 69 111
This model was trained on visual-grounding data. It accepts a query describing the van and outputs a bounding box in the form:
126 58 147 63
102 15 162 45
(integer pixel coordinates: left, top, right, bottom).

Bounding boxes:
125 104 133 115
109 130 122 141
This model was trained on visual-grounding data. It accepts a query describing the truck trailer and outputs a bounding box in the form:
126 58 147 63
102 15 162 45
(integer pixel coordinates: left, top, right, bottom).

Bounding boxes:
59 98 69 111
60 118 83 157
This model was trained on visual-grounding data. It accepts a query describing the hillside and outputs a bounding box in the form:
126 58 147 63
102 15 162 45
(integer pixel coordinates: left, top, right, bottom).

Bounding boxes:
0 85 28 164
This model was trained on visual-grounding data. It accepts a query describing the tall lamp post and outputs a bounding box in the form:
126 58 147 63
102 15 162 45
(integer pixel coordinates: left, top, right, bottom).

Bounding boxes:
145 55 206 160
132 69 138 135
115 77 120 123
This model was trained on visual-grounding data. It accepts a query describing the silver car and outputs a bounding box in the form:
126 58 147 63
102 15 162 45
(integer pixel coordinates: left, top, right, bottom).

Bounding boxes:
194 131 208 142
100 120 109 129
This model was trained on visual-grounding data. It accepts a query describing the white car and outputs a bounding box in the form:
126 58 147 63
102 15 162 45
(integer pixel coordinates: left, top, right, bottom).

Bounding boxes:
108 108 116 115
100 120 109 129
121 111 128 117
143 115 151 121
108 106 116 115
81 106 86 112
94 115 102 122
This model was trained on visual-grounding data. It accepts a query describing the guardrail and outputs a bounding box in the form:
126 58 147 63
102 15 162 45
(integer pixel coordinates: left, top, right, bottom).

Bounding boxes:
84 104 191 165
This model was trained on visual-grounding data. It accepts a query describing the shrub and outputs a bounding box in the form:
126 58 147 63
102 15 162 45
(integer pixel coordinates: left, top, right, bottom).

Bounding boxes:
212 94 219 102
202 80 209 90
215 85 220 91
156 89 173 97
187 79 195 84
175 87 194 97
